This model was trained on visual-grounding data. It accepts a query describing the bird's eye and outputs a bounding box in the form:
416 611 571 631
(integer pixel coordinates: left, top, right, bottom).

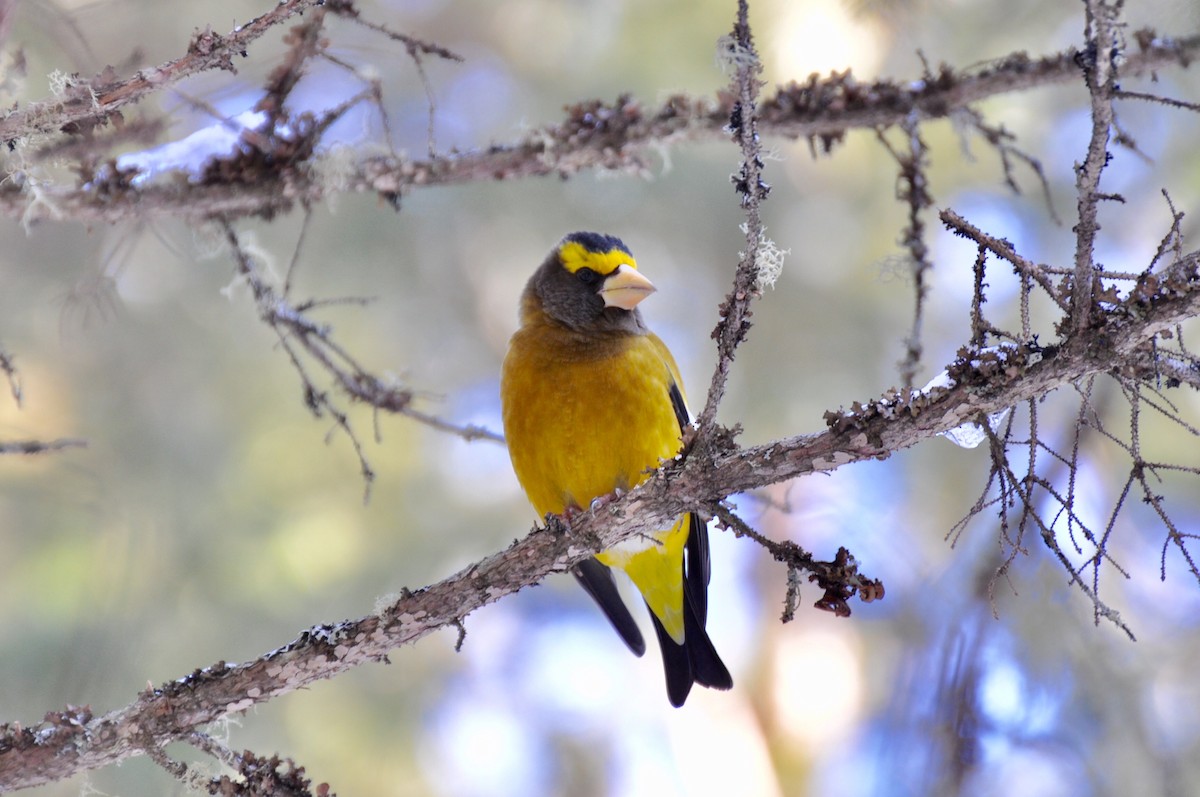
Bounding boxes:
575 267 602 287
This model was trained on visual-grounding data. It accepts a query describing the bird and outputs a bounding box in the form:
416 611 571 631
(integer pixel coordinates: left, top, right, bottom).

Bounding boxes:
500 231 732 707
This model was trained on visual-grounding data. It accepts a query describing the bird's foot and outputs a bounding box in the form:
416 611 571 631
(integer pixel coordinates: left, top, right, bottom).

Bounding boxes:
559 488 624 529
589 487 624 516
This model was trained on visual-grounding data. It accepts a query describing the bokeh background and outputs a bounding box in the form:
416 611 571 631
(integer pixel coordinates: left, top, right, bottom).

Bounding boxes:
3 0 1200 795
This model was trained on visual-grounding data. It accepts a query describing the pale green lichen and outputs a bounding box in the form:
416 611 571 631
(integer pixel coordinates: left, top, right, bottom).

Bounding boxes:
47 70 99 110
374 591 401 617
740 223 789 291
714 34 758 76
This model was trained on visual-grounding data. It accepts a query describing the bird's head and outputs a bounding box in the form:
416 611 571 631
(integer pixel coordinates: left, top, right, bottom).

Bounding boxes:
521 231 656 333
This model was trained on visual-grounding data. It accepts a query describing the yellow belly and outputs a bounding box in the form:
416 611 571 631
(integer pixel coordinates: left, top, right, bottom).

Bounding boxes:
501 325 690 641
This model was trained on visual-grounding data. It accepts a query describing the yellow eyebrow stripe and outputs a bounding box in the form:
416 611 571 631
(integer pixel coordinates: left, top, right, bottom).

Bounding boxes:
558 241 639 276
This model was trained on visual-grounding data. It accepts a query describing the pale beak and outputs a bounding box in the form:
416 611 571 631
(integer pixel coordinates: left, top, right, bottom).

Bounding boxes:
600 264 656 310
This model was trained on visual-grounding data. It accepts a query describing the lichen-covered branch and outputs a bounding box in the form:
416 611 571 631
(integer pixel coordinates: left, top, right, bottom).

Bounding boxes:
0 0 328 143
1070 0 1122 339
4 0 1200 792
2 231 1196 789
1 5 1196 225
694 0 769 440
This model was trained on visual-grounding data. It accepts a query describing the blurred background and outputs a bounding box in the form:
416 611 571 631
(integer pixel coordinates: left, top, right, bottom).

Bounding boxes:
2 0 1200 794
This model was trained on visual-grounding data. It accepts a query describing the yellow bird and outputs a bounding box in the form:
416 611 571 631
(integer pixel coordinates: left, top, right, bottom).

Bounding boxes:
501 231 732 706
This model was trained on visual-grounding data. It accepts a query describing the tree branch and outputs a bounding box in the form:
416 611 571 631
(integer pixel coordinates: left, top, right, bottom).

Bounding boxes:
2 237 1196 790
1070 0 1122 339
0 0 328 143
2 21 1197 225
4 1 1200 791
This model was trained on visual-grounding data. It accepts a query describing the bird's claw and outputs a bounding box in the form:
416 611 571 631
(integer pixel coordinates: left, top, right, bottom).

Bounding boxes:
589 487 624 516
559 488 625 528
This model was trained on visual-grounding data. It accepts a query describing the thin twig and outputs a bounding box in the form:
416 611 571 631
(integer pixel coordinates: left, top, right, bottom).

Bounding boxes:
941 208 1069 310
219 221 503 468
1071 0 1123 339
0 438 87 455
0 341 20 406
695 0 770 439
876 117 933 386
1116 88 1200 114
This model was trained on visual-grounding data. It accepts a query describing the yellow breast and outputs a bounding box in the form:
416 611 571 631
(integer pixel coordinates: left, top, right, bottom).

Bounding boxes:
501 325 683 517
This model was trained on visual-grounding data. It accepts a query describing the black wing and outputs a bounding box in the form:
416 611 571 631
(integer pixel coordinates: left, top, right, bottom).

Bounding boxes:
667 380 711 625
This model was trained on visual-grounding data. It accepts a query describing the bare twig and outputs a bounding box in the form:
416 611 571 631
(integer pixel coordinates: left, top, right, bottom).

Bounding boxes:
219 222 503 469
978 418 1136 640
323 0 464 159
876 116 933 386
1070 0 1123 339
0 343 86 459
968 245 992 346
941 208 1069 310
325 0 463 63
0 341 19 406
955 106 1061 225
694 0 769 440
0 438 86 455
1116 88 1200 114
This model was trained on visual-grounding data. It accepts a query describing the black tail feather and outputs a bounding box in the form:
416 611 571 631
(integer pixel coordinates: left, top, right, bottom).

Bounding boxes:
579 513 729 706
647 586 732 707
649 610 695 707
574 558 646 656
684 511 710 625
683 587 732 691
